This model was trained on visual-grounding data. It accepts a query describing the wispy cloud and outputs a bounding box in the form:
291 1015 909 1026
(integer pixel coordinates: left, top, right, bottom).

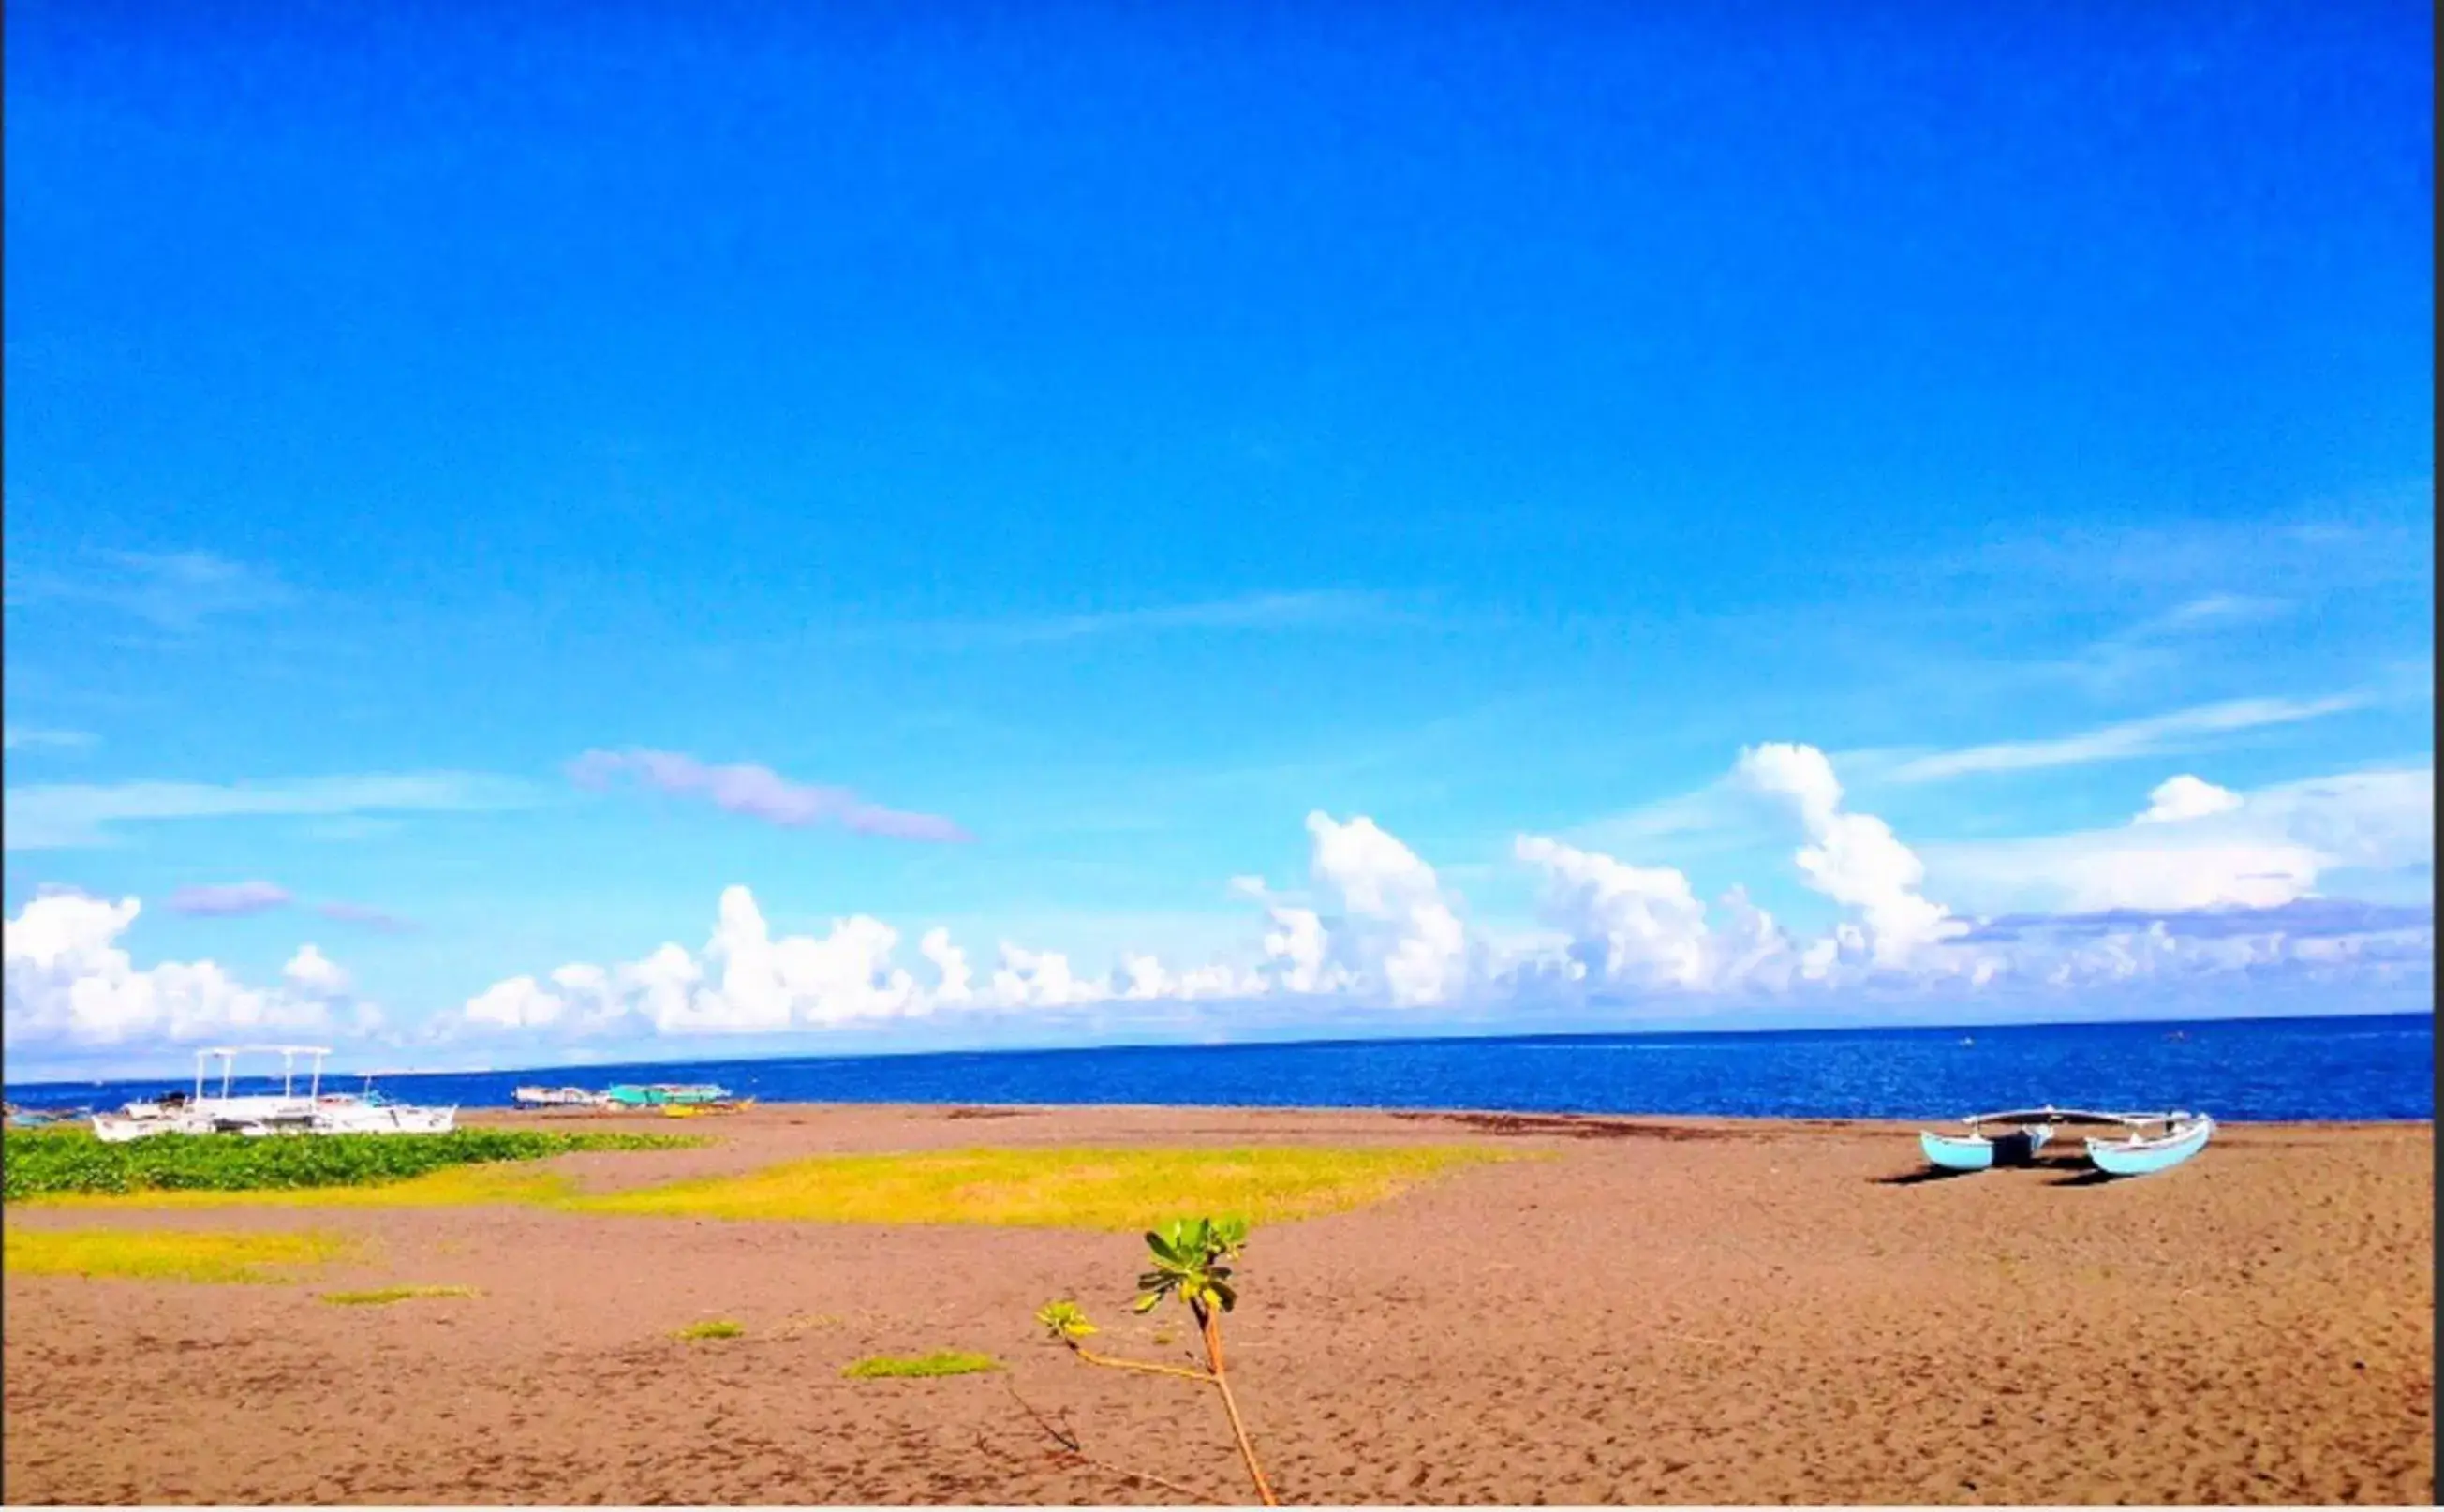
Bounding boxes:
6 550 297 631
1941 484 2435 591
570 749 972 843
1564 779 1775 866
167 881 293 917
2140 594 2290 634
159 882 415 929
299 816 407 842
1 726 96 751
1880 694 2364 784
315 900 414 933
2042 594 2293 692
2 771 539 851
819 589 1410 650
1956 897 2434 945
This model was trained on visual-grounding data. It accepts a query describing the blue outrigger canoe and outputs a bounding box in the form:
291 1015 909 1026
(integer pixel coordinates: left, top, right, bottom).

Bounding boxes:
602 1082 733 1108
1918 1105 2214 1177
2085 1113 2215 1177
1919 1118 2055 1170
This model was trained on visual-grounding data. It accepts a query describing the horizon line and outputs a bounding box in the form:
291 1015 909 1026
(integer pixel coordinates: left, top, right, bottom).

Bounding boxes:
4 1004 2429 1090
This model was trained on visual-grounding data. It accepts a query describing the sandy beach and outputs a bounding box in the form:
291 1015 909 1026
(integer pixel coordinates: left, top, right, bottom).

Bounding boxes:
2 1104 2432 1505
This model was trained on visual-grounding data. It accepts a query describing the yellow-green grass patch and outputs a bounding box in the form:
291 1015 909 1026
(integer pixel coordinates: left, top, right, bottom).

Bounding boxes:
565 1143 1519 1230
21 1163 575 1211
320 1283 480 1306
844 1350 1000 1379
675 1318 746 1341
14 1143 1528 1230
3 1226 357 1283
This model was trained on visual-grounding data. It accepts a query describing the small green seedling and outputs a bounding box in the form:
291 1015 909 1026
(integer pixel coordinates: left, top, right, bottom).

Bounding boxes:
1035 1215 1276 1505
674 1318 744 1341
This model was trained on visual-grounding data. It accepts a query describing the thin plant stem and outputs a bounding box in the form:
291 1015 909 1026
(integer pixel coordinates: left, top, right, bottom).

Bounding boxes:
1064 1340 1217 1386
1002 1383 1223 1505
1196 1302 1277 1507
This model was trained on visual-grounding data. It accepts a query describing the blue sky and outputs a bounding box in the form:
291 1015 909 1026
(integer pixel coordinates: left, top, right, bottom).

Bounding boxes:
5 2 2432 1076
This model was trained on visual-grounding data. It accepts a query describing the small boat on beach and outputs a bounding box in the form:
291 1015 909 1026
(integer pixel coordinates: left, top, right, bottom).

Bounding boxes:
603 1082 733 1109
1918 1105 2213 1177
318 1081 458 1134
91 1046 456 1141
658 1096 756 1118
512 1086 611 1109
5 1103 87 1129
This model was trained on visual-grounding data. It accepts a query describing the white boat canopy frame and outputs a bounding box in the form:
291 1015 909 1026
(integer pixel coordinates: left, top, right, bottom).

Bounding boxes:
192 1045 335 1103
1953 1105 2185 1130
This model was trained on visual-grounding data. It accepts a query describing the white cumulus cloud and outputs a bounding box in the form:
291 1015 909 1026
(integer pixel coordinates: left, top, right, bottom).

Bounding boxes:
1735 743 1965 967
1920 765 2430 914
988 942 1106 1009
34 740 2382 1062
450 888 1164 1040
2137 775 2244 824
439 751 2431 1050
4 892 357 1046
1299 812 1473 1006
918 926 973 1005
1512 835 1721 990
281 943 353 998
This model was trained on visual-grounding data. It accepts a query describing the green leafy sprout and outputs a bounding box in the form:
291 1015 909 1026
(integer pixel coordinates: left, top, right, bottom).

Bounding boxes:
1032 1214 1276 1506
1133 1214 1246 1316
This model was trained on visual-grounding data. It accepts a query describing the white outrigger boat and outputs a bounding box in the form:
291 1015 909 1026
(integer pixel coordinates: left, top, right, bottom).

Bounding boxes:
1918 1105 2214 1177
511 1085 611 1109
91 1045 456 1142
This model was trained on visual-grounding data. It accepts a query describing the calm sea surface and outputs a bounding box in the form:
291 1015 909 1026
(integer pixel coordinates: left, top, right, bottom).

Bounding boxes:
6 1013 2431 1121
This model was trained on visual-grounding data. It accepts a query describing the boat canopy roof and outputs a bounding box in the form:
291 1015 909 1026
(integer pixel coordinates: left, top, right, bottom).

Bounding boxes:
195 1045 335 1058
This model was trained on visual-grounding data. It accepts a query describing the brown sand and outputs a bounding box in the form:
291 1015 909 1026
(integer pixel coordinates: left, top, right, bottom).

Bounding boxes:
2 1105 2432 1505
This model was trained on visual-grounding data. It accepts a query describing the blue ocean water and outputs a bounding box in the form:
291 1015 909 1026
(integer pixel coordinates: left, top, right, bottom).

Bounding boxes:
6 1014 2432 1122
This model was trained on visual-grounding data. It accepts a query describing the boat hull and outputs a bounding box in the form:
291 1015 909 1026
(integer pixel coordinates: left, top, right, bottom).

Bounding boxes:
1919 1124 2052 1171
92 1112 194 1142
311 1099 459 1134
605 1083 733 1108
92 1102 457 1139
512 1088 606 1108
2086 1117 2214 1177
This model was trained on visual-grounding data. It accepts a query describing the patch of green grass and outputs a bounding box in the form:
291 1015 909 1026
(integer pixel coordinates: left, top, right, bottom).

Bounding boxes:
320 1283 480 1306
844 1350 1000 1379
4 1129 704 1204
675 1318 746 1341
566 1144 1518 1230
2 1226 356 1283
